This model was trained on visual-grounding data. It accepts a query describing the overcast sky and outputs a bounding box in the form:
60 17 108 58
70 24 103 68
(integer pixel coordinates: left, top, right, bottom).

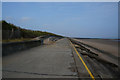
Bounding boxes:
2 2 118 39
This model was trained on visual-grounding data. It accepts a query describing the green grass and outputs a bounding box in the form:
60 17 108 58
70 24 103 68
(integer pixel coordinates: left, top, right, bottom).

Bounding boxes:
1 20 63 41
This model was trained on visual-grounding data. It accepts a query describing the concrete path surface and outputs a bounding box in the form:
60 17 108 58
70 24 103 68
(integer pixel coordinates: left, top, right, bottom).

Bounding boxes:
3 38 78 78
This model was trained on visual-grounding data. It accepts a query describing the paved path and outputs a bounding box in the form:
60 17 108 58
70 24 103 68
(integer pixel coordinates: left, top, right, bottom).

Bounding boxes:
3 38 78 78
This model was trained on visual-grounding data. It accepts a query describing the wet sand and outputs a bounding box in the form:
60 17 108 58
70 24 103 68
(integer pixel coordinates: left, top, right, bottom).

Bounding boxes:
74 39 119 57
73 39 119 66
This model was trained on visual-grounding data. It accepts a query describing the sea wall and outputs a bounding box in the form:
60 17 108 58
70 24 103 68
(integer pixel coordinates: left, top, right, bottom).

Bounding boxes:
2 39 42 56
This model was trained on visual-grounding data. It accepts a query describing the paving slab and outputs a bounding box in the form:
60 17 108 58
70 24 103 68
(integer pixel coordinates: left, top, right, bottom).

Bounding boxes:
3 38 78 78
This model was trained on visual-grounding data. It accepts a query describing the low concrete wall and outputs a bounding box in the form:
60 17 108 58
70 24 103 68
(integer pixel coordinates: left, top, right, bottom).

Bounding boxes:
2 39 42 56
2 36 63 56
